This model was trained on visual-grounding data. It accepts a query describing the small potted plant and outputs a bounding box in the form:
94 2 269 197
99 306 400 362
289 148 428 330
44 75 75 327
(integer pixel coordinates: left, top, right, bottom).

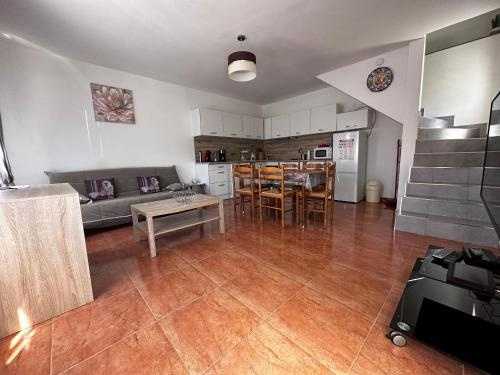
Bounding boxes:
491 14 500 35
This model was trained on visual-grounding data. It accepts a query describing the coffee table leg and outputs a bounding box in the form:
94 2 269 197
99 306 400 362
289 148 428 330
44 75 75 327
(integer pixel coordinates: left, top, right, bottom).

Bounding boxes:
146 216 157 257
132 209 140 242
218 201 225 234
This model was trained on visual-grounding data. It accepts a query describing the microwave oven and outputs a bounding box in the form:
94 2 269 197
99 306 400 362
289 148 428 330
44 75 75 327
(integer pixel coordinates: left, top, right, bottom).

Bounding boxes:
313 146 332 160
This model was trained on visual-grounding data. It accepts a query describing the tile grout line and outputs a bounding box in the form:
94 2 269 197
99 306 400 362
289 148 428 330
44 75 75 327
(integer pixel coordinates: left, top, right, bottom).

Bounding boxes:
198 265 312 375
125 253 218 375
56 319 159 375
49 318 55 375
347 283 397 374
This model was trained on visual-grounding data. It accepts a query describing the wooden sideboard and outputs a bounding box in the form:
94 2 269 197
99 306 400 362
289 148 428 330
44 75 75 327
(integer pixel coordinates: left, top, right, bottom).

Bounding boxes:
0 184 93 338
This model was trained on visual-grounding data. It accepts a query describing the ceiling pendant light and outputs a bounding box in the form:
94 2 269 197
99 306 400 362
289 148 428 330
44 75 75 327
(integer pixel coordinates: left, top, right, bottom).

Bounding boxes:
228 35 256 82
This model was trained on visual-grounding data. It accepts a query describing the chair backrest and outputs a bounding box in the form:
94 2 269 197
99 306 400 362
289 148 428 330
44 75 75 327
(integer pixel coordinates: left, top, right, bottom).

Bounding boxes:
280 163 299 170
258 166 285 191
233 164 255 190
326 162 336 193
305 162 325 170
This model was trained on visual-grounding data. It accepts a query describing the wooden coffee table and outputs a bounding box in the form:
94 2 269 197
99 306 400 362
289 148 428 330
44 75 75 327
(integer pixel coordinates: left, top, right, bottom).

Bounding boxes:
131 194 224 257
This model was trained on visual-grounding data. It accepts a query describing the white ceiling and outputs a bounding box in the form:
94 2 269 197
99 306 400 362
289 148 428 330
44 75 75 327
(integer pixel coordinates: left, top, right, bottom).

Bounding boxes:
0 0 499 104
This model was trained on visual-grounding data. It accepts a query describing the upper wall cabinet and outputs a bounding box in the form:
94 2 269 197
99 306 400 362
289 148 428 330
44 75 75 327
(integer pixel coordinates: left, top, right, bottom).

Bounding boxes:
271 114 290 139
192 108 224 136
242 115 264 139
337 108 374 132
223 112 243 138
264 118 272 140
290 109 311 136
253 117 264 139
242 115 254 139
311 104 337 133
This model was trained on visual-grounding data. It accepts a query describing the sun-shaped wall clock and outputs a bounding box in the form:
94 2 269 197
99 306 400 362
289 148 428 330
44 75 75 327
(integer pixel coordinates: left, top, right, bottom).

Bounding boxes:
367 67 394 92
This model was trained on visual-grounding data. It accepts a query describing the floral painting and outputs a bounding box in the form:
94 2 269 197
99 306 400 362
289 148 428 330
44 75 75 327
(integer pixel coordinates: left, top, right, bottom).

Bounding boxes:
90 83 135 124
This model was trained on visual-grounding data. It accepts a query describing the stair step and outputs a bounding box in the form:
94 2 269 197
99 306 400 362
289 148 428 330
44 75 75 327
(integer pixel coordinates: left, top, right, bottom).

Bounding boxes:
413 152 492 167
395 212 498 247
415 138 486 153
455 123 488 138
420 117 451 129
418 128 480 140
407 182 477 201
401 196 492 222
407 182 500 203
409 167 500 185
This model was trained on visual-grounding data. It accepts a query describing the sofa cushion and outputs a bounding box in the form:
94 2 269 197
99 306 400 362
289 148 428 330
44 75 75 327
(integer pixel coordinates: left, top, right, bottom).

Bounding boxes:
97 195 144 219
140 190 176 203
46 166 181 197
45 170 87 195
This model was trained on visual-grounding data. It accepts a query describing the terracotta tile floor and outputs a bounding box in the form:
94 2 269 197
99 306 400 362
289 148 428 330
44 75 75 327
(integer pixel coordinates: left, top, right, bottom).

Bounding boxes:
0 201 486 374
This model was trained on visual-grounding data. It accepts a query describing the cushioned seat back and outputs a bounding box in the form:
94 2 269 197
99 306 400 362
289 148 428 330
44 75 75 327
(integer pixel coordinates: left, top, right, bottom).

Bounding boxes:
46 166 180 196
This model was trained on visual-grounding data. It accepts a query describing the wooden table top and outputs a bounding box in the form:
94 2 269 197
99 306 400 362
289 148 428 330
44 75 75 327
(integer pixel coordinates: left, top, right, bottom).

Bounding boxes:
130 194 222 217
0 183 77 203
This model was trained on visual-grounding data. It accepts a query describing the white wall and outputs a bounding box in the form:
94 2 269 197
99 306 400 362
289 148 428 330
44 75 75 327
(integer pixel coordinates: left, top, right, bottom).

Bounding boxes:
317 46 410 123
422 33 500 126
314 40 426 208
0 39 261 185
262 87 403 198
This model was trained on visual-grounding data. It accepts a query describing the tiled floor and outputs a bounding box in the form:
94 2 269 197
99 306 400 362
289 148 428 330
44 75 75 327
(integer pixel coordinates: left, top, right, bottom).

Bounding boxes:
0 201 488 374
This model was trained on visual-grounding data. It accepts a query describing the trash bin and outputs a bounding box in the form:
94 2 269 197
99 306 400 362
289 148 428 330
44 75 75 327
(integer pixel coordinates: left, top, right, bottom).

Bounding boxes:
366 180 382 203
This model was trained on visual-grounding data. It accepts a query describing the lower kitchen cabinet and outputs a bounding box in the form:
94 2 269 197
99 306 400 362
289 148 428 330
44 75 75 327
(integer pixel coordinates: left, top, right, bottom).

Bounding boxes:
195 163 233 199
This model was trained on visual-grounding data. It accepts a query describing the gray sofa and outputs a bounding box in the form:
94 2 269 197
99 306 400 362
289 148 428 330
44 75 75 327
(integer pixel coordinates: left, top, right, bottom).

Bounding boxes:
46 166 183 229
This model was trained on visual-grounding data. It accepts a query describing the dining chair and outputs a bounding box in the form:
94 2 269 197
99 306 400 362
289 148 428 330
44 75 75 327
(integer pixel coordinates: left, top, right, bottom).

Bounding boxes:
258 166 298 228
232 164 258 221
280 162 299 170
302 162 336 228
304 162 325 170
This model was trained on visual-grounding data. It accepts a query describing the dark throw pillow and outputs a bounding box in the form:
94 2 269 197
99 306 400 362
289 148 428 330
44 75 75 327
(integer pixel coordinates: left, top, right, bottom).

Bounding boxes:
137 176 161 194
166 182 184 191
85 178 116 200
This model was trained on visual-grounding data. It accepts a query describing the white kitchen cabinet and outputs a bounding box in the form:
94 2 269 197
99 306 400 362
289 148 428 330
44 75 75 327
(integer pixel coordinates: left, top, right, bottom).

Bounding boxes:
290 109 311 136
337 108 374 132
311 104 336 134
271 114 290 139
195 163 233 199
191 108 224 136
253 117 264 139
242 115 254 139
242 115 263 139
264 118 272 139
223 112 243 138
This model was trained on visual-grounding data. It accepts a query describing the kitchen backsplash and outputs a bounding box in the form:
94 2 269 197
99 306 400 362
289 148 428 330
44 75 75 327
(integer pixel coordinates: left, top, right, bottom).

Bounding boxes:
194 133 333 162
194 136 263 162
263 133 332 160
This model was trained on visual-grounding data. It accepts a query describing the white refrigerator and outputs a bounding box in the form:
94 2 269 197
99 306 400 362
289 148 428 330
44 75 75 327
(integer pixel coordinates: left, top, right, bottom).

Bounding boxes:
332 131 368 202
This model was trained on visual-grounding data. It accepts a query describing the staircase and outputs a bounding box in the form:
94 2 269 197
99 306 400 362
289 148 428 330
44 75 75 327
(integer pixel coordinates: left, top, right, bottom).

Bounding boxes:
395 117 500 248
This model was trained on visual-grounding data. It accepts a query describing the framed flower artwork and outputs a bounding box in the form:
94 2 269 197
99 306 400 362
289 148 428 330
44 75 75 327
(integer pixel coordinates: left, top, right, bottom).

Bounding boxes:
90 83 136 124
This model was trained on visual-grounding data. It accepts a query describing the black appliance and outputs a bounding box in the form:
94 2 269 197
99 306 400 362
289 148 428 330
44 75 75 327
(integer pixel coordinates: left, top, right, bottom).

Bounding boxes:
218 149 226 162
390 246 500 374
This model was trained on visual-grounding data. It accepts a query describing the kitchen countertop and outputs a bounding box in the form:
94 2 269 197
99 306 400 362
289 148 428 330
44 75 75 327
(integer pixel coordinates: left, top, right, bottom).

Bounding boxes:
196 160 331 164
